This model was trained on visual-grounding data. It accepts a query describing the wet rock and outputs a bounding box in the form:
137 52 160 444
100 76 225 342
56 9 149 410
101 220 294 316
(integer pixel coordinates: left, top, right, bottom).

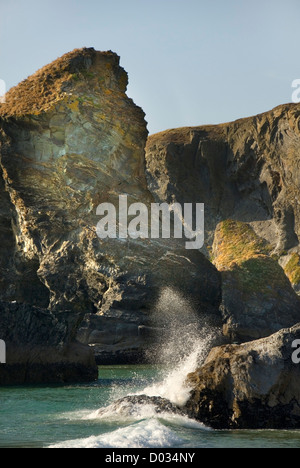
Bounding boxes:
184 324 300 429
98 395 186 418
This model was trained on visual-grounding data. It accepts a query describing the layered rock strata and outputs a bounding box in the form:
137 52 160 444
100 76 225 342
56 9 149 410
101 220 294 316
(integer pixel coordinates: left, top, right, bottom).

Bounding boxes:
0 48 221 383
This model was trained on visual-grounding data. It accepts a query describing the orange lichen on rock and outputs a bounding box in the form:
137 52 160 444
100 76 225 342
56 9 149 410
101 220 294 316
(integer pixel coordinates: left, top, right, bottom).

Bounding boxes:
0 48 126 118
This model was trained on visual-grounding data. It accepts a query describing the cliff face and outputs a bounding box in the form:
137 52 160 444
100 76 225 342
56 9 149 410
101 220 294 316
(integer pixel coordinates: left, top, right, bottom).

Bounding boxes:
1 47 299 387
212 220 300 341
146 104 300 257
0 48 221 383
0 48 149 315
146 108 300 429
146 106 300 341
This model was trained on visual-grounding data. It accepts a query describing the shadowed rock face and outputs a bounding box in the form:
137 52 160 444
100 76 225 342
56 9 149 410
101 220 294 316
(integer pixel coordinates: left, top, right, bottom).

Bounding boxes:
184 324 300 429
0 48 221 383
146 107 300 341
146 105 300 257
0 301 97 384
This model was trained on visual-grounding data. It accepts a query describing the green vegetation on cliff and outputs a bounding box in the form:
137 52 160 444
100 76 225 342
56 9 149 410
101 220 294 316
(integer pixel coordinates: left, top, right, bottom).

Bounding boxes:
213 220 273 270
211 220 300 341
284 253 300 287
212 220 289 296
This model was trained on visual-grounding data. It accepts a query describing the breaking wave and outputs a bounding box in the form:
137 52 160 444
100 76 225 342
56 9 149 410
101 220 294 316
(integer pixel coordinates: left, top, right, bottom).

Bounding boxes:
50 288 217 448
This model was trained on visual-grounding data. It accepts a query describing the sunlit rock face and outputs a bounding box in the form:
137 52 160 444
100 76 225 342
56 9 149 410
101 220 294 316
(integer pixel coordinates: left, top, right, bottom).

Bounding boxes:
185 324 300 429
0 48 149 315
0 48 221 383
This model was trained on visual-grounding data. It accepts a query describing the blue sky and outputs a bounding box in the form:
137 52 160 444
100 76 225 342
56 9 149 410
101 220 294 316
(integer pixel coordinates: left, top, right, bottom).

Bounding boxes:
0 0 299 134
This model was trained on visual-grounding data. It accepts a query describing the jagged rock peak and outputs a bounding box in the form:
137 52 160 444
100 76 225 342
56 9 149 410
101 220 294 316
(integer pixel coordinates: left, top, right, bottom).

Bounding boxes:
0 48 132 118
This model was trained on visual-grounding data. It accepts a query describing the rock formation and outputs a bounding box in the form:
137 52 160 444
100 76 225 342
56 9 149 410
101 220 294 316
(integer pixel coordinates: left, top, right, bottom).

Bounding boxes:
146 107 300 341
145 105 300 429
0 48 221 384
146 104 300 257
95 395 186 418
0 302 96 384
212 220 300 342
184 324 300 429
0 46 300 403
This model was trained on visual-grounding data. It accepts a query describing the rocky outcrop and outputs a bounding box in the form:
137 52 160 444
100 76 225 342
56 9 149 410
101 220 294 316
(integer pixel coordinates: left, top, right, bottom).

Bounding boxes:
1 46 300 389
76 313 147 365
146 107 300 341
184 324 300 429
146 105 300 258
212 220 300 342
0 48 222 383
0 301 97 384
96 395 186 418
145 105 300 430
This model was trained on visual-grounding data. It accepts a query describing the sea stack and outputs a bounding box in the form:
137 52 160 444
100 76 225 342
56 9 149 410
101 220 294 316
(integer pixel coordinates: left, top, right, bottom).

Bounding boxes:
0 48 221 384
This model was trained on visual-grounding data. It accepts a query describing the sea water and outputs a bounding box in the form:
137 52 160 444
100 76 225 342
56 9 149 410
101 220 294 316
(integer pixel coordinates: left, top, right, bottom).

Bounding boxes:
1 287 300 448
0 365 300 448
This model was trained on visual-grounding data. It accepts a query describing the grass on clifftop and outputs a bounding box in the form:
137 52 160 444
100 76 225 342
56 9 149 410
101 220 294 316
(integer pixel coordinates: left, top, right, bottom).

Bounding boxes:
0 48 119 118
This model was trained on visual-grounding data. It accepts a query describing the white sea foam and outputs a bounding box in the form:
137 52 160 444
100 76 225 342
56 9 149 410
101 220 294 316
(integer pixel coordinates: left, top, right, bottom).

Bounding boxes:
83 399 209 431
85 402 158 421
83 287 215 424
140 344 204 407
49 419 184 448
140 287 217 407
52 287 215 448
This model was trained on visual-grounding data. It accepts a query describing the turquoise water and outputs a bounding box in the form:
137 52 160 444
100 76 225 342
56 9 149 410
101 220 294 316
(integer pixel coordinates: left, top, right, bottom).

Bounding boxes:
0 365 300 448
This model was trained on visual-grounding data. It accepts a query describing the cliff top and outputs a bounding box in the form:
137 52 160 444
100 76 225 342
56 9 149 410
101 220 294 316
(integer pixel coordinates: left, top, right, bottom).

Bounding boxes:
0 48 127 118
146 102 299 146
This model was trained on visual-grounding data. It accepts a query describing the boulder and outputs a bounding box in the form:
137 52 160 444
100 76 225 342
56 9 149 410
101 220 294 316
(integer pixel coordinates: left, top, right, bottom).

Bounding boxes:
184 324 300 429
96 395 186 418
